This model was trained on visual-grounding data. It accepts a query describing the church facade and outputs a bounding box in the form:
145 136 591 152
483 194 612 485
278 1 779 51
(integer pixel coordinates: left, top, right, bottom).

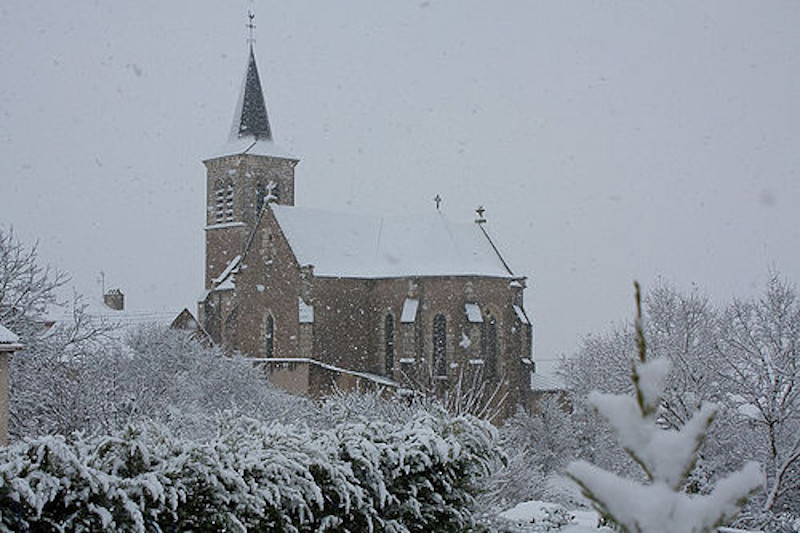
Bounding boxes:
198 45 534 414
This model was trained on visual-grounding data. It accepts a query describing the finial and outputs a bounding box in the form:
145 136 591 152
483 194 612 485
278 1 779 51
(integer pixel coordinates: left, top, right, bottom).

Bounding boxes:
434 194 442 211
246 10 256 47
475 205 486 224
265 180 278 204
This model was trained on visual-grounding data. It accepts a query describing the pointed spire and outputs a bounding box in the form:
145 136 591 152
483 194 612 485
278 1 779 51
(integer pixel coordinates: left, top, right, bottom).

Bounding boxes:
230 45 273 142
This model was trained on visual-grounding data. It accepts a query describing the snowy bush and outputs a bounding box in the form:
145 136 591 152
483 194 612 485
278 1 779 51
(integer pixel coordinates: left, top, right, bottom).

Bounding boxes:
566 283 763 532
11 323 312 439
0 410 498 532
559 275 800 529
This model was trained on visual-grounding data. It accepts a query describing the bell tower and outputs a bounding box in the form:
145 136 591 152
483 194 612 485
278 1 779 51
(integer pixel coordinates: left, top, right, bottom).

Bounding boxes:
203 34 299 290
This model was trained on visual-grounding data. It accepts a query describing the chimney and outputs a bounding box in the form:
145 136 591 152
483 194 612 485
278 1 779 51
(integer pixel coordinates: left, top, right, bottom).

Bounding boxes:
104 289 124 311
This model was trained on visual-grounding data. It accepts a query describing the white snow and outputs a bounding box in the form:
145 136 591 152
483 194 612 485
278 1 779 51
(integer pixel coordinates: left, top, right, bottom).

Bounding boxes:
212 255 241 285
513 304 530 325
298 298 314 323
209 137 298 161
587 395 716 489
46 299 184 338
459 332 471 348
465 303 483 323
400 298 419 323
271 205 515 278
530 372 564 391
566 357 764 532
567 461 763 533
215 276 235 291
253 357 398 387
205 221 246 230
634 357 671 414
736 403 762 422
0 324 21 347
499 500 610 532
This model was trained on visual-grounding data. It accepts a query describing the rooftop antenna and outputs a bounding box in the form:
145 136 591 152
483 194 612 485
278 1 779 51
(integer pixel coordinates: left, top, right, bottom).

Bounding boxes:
434 194 442 211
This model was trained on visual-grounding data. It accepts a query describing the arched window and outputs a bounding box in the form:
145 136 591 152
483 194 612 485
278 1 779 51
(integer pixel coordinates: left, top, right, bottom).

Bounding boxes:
481 310 498 380
265 315 275 358
433 314 447 377
385 314 395 377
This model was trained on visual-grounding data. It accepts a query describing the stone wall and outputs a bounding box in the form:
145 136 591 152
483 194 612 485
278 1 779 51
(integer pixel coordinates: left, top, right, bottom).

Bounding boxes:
203 153 297 288
208 203 534 416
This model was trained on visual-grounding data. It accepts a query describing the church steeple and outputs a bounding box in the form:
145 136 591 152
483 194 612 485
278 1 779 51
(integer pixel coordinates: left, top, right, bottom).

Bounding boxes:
202 20 298 291
230 45 273 142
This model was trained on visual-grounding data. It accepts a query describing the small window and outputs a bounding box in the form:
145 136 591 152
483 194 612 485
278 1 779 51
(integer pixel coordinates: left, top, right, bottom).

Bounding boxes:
265 315 275 358
385 314 395 377
262 232 274 262
433 314 447 377
481 311 497 380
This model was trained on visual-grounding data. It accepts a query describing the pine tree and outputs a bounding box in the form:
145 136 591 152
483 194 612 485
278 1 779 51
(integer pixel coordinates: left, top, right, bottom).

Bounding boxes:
566 283 763 532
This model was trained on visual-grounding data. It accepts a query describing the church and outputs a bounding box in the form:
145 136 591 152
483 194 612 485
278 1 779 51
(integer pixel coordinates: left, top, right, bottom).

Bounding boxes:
197 43 534 414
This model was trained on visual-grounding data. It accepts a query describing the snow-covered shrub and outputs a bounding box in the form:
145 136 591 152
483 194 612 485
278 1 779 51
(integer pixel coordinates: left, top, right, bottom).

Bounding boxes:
560 276 800 527
11 324 313 439
0 409 498 532
483 399 583 510
566 283 763 532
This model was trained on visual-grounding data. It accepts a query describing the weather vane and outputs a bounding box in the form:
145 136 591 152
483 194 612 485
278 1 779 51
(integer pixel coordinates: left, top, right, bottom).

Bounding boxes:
246 10 256 46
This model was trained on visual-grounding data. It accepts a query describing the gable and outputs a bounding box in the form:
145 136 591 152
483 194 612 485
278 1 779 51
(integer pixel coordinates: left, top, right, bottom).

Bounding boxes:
271 205 515 279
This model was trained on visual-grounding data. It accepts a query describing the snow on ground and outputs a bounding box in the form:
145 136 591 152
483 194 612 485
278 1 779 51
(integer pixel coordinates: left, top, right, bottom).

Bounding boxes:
499 500 612 532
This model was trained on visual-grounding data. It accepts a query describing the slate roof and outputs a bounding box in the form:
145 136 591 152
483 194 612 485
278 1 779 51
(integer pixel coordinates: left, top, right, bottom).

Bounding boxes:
232 46 272 141
209 46 296 161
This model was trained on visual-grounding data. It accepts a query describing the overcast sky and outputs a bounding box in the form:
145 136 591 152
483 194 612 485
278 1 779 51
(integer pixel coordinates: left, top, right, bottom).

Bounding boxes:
2 1 798 373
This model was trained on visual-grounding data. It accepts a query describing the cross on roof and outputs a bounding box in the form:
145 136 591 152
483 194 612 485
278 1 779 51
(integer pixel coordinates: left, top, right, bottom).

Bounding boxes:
434 194 442 211
475 205 486 224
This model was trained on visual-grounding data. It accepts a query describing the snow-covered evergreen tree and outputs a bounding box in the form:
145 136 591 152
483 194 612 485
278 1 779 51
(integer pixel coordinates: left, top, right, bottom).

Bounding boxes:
566 283 762 532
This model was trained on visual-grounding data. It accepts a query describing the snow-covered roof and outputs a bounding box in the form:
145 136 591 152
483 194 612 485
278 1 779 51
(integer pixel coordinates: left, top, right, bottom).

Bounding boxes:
271 205 516 279
213 255 241 285
0 324 18 344
400 298 419 323
0 324 22 350
530 372 565 392
465 303 483 323
207 138 297 161
253 358 399 388
47 298 182 334
298 298 314 323
513 305 530 325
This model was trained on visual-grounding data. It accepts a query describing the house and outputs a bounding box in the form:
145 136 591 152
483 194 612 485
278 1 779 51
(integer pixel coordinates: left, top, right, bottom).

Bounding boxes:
0 324 23 445
46 289 209 344
198 43 534 415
